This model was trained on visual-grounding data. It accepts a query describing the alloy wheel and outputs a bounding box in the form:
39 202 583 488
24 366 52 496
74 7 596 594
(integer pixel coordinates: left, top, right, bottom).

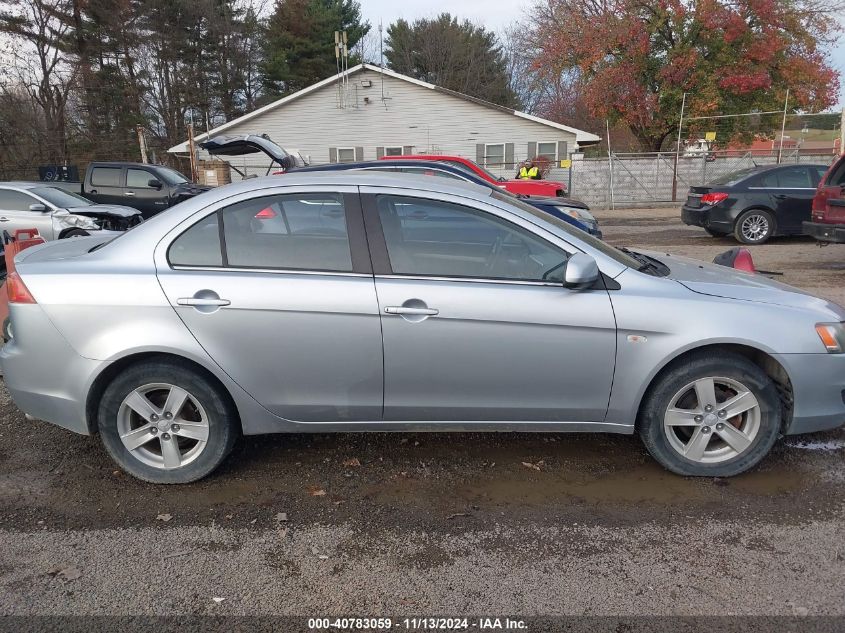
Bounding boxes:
116 383 210 470
663 376 761 463
740 214 769 242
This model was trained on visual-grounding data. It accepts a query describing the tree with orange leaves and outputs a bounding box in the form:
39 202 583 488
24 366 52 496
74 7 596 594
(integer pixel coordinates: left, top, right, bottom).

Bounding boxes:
525 0 841 150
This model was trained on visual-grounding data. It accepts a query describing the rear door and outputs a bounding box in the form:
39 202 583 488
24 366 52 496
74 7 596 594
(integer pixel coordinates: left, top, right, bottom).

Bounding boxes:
155 186 383 422
765 165 817 234
0 188 55 240
817 157 845 224
87 165 126 205
362 187 617 423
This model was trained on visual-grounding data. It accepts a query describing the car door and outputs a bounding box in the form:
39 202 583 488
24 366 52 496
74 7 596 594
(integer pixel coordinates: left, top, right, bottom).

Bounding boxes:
361 188 617 423
87 165 126 205
767 166 817 234
126 167 165 217
155 186 383 422
0 188 55 240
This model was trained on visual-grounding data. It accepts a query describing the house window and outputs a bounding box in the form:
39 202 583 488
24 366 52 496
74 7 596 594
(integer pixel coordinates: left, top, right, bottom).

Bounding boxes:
536 142 557 163
337 147 356 163
485 144 505 168
385 146 403 156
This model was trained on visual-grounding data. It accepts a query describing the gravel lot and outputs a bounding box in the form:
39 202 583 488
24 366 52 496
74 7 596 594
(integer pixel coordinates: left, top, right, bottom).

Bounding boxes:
1 206 844 620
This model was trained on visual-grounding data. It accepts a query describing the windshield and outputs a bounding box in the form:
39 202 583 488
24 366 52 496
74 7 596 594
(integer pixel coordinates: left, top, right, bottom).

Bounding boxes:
30 187 93 208
491 190 641 270
156 166 190 185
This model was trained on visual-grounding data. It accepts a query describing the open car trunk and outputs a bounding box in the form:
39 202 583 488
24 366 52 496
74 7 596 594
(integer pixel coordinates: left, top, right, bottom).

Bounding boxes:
199 135 305 177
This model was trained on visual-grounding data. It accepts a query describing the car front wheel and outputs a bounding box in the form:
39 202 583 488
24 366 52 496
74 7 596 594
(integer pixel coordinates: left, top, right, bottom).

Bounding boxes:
638 352 781 477
98 360 238 484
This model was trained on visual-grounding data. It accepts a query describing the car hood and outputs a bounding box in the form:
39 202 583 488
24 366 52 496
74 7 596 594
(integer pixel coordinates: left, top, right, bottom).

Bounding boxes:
66 204 141 218
644 250 845 314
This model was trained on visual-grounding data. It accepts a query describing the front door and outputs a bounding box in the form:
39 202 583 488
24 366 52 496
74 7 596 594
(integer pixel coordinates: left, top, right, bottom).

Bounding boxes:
767 165 818 234
0 188 56 239
363 190 617 423
126 167 166 217
156 187 383 422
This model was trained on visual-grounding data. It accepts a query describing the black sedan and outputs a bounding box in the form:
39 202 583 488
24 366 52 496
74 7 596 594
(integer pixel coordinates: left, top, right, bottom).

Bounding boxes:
681 163 830 244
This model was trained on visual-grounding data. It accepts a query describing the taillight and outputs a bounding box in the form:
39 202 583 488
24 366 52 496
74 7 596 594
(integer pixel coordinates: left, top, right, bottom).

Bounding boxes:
701 192 729 205
812 188 831 215
6 272 36 304
255 207 276 219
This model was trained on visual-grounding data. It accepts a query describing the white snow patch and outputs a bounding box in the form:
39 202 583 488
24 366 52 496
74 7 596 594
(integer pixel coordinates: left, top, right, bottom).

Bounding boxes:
786 439 845 451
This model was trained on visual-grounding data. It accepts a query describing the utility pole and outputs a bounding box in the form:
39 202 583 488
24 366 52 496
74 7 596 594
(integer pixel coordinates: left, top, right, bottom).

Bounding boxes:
839 107 844 156
187 123 198 182
777 88 789 164
606 120 615 211
672 92 687 202
136 125 148 164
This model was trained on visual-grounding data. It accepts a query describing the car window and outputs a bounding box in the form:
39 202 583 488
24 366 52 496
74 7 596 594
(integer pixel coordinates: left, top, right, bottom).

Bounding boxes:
127 169 155 188
776 166 812 188
169 213 223 267
0 189 38 211
828 158 845 186
747 171 779 188
810 166 829 187
396 167 466 181
710 168 760 186
90 167 122 187
223 193 352 271
377 195 569 281
170 193 353 271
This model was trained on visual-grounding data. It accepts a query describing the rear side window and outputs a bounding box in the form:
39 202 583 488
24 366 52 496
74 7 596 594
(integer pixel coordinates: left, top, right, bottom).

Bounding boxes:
810 166 829 187
169 193 353 272
126 169 155 188
90 167 121 187
775 166 812 188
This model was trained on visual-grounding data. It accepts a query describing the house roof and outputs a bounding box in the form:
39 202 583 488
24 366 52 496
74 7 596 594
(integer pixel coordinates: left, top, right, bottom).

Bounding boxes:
168 63 601 153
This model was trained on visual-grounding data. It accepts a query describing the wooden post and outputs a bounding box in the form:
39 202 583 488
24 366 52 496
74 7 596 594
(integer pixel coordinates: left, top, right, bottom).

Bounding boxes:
187 123 198 182
672 92 687 202
136 125 148 164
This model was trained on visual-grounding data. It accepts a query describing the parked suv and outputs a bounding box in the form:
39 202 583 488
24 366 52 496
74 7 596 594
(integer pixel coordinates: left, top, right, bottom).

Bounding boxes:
803 154 845 243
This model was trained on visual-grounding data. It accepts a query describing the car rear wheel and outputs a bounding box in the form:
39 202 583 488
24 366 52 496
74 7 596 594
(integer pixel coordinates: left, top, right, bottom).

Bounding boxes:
98 360 238 484
638 352 781 477
734 210 774 244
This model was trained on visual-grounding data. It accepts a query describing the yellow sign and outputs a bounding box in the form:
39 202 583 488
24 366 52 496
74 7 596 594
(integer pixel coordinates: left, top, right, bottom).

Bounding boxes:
559 159 572 168
705 131 717 141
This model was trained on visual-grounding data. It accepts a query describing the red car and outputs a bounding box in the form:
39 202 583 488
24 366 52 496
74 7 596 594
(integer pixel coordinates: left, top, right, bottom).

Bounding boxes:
380 154 567 197
803 153 845 243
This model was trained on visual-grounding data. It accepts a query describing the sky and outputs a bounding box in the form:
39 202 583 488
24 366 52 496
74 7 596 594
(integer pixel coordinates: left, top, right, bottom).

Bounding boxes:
360 0 845 109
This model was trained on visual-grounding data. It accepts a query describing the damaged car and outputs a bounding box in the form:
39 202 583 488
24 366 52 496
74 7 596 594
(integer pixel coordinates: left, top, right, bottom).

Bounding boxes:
0 182 142 240
199 134 307 178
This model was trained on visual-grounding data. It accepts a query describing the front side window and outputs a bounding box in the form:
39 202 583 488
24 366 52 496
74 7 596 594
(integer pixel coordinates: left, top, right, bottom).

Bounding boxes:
537 142 557 163
90 167 121 187
127 169 155 188
169 193 353 272
484 144 505 168
377 195 568 281
337 148 356 163
0 189 37 211
775 166 812 188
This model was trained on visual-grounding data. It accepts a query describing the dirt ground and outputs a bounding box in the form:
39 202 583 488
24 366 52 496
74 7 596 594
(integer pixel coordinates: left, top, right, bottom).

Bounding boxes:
1 206 844 622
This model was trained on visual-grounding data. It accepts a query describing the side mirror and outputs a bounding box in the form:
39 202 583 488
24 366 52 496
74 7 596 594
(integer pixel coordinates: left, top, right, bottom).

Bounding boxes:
148 179 163 189
563 253 599 290
29 203 48 212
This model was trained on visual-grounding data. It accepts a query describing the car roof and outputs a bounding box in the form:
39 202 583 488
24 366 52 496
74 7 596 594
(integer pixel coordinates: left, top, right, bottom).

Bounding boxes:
293 159 470 172
0 181 52 190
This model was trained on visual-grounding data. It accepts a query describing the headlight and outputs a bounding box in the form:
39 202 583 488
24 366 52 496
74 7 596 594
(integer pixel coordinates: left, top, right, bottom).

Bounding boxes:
62 214 99 230
815 323 845 353
557 206 596 223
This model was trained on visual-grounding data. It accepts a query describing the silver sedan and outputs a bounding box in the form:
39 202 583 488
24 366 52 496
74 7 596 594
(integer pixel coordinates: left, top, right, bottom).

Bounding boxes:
2 173 844 483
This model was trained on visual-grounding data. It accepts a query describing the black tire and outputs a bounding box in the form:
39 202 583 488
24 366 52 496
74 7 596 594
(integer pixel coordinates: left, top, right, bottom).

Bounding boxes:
98 359 238 484
61 228 90 239
704 227 727 237
638 351 781 477
2 316 11 343
734 209 775 244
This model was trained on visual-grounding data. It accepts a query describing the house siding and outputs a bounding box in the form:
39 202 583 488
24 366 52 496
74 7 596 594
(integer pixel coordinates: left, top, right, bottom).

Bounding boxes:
192 69 579 180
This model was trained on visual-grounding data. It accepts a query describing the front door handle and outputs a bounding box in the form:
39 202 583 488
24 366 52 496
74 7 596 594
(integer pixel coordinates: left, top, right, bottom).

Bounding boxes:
177 297 231 307
384 306 438 316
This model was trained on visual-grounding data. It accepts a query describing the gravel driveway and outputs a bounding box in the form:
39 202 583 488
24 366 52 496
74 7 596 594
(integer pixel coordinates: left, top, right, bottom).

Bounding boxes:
1 206 844 622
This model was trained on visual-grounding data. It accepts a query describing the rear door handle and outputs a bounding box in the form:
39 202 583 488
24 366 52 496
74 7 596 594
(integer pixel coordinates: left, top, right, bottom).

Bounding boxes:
177 297 231 307
384 306 438 316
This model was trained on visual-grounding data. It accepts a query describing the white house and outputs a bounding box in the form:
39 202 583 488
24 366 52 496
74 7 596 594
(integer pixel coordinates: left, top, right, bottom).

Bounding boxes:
168 63 601 178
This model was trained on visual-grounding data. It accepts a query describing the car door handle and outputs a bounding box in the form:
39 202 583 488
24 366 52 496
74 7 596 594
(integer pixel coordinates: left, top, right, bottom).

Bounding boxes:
177 297 231 307
772 194 787 200
125 191 135 196
0 217 8 222
384 306 439 316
